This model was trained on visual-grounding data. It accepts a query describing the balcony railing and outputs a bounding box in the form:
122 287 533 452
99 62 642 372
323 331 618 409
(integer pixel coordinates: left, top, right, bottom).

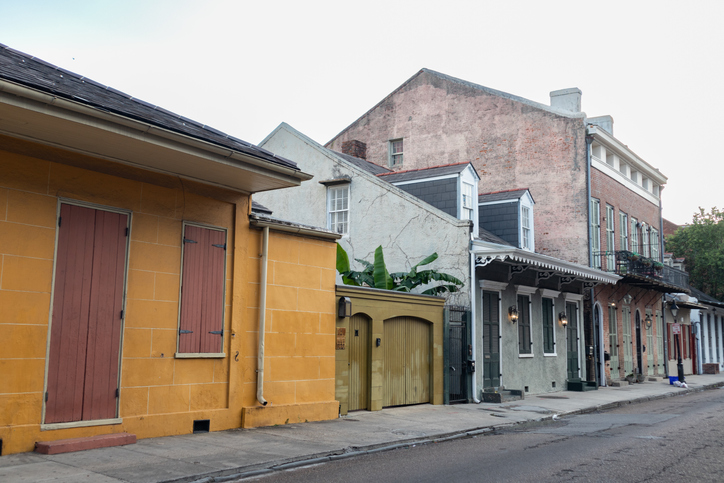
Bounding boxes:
592 250 689 291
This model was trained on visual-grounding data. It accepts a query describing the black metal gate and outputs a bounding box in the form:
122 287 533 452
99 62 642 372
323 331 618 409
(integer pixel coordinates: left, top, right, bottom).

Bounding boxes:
447 305 469 403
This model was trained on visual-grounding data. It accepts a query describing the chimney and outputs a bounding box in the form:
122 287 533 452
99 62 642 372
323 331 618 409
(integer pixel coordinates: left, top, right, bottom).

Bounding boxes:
341 140 367 160
587 115 614 135
550 88 582 113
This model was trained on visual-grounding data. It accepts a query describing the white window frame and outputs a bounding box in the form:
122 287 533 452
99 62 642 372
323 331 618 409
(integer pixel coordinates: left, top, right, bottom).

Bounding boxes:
590 199 601 268
641 222 650 257
522 205 531 250
619 211 629 251
327 184 350 236
651 228 660 260
605 205 615 270
461 182 474 221
630 217 639 253
540 289 560 357
516 286 537 358
388 139 403 167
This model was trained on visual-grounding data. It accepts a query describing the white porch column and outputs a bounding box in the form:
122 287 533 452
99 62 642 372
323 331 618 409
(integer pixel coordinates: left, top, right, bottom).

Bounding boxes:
718 315 724 370
702 312 710 363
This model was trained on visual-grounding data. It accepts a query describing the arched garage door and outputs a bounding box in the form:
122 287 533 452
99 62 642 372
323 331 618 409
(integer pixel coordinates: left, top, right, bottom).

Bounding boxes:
383 317 431 407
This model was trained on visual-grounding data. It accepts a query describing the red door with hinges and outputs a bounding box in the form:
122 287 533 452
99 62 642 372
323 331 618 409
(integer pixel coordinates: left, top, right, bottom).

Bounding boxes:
45 204 128 424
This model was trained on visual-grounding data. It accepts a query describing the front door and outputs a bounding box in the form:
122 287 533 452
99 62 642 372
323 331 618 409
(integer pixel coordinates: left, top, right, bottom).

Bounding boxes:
635 311 643 374
45 204 129 424
348 314 370 411
566 302 579 380
482 291 500 389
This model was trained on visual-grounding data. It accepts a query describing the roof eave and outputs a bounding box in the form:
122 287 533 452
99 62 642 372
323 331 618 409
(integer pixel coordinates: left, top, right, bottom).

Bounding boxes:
0 79 312 192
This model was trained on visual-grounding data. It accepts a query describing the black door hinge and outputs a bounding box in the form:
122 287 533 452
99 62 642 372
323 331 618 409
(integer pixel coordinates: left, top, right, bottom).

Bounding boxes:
45 392 49 402
120 310 124 319
125 227 129 237
115 388 119 398
179 329 193 334
183 238 197 244
212 244 226 250
58 217 62 227
209 330 223 335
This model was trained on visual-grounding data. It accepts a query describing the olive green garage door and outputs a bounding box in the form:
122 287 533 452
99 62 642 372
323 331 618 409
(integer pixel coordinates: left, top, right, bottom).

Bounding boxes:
383 317 431 407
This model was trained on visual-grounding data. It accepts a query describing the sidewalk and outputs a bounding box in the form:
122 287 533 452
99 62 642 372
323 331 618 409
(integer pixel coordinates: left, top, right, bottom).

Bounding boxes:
3 374 723 483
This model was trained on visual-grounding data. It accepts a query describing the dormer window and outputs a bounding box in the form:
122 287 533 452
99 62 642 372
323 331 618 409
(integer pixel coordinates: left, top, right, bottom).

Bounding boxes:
522 206 531 249
462 182 474 220
389 139 403 167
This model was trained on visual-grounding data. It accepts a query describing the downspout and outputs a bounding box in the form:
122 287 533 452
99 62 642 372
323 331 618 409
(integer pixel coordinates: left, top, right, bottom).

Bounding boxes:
256 226 270 406
659 186 669 377
469 242 481 403
585 132 599 385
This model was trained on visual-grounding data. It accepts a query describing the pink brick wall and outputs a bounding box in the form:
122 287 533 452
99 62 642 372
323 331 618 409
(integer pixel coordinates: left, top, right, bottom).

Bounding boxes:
328 71 589 263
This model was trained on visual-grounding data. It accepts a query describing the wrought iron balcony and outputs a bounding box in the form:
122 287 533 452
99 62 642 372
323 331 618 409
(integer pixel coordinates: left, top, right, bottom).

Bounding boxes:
592 250 689 292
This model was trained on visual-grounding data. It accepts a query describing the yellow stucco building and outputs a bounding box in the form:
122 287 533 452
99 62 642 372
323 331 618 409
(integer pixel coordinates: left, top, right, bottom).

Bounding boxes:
0 46 339 455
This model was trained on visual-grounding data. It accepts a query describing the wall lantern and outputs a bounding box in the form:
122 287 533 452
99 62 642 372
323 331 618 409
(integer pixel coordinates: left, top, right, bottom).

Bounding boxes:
623 294 633 304
645 314 652 329
559 312 568 327
508 306 519 323
670 300 679 318
338 297 352 318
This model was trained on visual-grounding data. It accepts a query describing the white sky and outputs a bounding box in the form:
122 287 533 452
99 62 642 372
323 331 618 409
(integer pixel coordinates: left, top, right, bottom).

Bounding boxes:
2 0 722 225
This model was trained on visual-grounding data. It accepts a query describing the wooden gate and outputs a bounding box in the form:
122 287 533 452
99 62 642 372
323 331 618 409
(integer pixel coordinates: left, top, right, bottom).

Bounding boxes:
383 317 430 407
348 314 370 411
45 204 128 424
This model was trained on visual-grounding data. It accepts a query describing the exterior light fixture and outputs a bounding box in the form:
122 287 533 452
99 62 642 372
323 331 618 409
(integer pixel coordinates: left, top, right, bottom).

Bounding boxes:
559 312 568 327
623 294 633 304
645 314 652 329
338 297 352 318
508 306 519 323
670 300 679 318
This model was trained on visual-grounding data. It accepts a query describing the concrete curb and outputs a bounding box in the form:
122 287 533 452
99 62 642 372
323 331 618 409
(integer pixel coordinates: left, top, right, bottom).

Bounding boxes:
180 381 724 483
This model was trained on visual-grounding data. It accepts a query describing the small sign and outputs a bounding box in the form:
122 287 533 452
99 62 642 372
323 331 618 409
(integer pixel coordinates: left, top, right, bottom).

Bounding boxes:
672 323 681 335
336 328 346 350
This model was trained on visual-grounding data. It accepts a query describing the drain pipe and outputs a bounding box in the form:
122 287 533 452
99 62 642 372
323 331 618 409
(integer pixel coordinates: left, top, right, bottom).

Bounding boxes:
256 226 270 406
469 244 481 403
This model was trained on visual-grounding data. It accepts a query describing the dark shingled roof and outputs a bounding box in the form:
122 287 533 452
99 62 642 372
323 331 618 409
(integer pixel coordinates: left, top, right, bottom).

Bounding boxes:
377 162 473 183
689 286 724 308
251 200 273 215
478 189 532 204
331 150 391 175
0 43 299 171
476 228 514 246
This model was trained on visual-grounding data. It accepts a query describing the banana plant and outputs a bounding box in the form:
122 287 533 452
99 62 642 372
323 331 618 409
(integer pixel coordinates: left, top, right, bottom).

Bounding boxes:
336 244 463 295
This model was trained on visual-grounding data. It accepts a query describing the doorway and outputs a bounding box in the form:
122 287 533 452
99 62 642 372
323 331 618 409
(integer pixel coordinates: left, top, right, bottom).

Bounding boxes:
635 310 643 374
383 317 431 407
482 291 500 389
44 203 129 424
348 314 370 411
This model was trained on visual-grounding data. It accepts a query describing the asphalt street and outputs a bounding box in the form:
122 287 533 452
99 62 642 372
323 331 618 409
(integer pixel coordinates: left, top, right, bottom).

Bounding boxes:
250 387 724 483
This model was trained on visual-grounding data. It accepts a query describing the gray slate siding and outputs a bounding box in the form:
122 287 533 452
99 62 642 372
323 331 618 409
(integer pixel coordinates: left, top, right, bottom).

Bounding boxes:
479 201 519 247
395 178 458 217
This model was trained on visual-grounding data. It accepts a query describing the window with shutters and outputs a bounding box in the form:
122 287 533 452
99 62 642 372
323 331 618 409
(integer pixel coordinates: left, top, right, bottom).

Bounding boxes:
518 294 532 356
542 298 555 355
630 217 639 253
177 223 227 357
619 212 628 251
590 199 601 269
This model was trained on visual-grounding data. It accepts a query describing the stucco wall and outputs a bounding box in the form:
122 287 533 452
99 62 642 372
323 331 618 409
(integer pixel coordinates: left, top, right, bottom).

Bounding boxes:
255 125 472 306
327 71 589 264
0 146 338 454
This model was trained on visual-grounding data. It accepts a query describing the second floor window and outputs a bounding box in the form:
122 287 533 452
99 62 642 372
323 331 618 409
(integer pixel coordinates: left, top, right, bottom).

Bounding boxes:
522 206 531 250
641 223 650 257
328 185 349 235
630 217 639 253
619 212 629 251
590 199 601 268
389 139 403 167
651 228 660 260
462 182 474 220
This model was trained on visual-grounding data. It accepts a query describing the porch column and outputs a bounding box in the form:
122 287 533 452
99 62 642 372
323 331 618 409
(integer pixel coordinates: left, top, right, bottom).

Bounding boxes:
702 312 710 364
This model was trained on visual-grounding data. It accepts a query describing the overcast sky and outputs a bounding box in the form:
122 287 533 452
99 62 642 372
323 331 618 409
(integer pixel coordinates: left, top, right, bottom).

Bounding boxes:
2 0 721 225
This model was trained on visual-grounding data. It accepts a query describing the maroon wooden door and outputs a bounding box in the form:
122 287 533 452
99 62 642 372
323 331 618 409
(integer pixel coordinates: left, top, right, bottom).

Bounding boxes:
45 204 128 424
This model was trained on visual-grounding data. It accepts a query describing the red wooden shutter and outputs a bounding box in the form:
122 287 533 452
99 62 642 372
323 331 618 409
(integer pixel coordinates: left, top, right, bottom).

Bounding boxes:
46 205 127 423
179 225 226 354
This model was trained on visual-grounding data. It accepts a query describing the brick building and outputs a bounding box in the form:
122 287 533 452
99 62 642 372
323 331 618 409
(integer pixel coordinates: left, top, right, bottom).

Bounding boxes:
326 69 690 391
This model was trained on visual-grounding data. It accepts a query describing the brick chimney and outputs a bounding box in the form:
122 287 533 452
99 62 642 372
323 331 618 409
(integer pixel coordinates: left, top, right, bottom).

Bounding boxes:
341 140 367 160
550 88 582 113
